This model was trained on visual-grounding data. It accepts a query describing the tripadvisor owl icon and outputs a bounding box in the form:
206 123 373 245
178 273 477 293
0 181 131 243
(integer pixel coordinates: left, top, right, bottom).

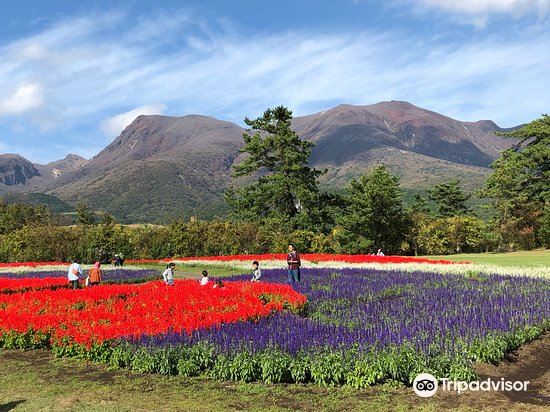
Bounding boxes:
413 373 438 397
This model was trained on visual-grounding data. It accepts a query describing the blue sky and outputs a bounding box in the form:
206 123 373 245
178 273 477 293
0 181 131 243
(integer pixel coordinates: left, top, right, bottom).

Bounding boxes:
0 0 549 163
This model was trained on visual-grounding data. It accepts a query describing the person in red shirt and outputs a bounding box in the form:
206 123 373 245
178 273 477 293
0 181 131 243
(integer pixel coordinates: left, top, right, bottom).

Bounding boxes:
286 244 301 283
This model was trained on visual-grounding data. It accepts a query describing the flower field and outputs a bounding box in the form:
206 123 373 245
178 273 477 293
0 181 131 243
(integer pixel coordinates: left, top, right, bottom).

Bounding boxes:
0 261 67 270
0 268 159 284
0 280 305 347
0 277 67 293
0 260 548 388
126 253 465 266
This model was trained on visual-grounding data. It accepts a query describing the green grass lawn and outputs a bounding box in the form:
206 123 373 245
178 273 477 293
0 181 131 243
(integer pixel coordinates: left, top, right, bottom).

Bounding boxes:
422 250 550 267
0 350 530 412
132 263 246 280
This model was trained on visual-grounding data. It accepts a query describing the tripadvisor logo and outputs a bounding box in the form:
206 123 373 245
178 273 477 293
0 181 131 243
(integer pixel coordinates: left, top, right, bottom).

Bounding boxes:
413 373 530 397
413 373 438 397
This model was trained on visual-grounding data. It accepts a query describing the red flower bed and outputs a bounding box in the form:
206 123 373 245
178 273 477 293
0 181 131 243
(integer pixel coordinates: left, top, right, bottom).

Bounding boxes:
127 253 465 265
0 280 306 346
0 277 68 293
0 261 67 268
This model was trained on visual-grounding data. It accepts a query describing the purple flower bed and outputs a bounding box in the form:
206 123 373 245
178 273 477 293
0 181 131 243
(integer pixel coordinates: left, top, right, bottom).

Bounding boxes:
132 268 550 358
0 269 159 284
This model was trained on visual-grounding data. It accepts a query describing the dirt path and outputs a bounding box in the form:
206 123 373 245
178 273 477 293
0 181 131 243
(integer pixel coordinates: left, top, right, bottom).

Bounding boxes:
424 333 550 411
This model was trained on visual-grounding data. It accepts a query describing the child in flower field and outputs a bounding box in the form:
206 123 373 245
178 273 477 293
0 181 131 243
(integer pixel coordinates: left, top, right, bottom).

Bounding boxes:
213 279 225 289
162 263 176 286
251 260 261 282
200 270 209 286
87 262 102 286
67 259 83 289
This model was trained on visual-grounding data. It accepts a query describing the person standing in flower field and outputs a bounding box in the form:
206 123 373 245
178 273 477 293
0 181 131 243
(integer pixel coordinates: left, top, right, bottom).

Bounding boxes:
376 249 385 256
67 259 83 289
251 260 262 282
287 244 301 283
162 263 176 286
87 261 102 287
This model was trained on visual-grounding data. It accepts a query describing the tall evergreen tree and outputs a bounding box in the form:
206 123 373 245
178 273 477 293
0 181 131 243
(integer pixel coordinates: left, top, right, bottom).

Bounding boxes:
483 114 550 248
338 166 407 253
225 106 325 229
410 193 430 214
428 179 470 217
76 201 96 225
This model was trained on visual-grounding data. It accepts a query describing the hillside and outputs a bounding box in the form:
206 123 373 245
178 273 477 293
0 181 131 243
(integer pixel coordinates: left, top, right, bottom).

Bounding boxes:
46 115 244 222
0 101 516 222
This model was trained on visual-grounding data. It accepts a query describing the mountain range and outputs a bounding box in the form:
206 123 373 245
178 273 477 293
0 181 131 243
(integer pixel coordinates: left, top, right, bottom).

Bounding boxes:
0 101 515 222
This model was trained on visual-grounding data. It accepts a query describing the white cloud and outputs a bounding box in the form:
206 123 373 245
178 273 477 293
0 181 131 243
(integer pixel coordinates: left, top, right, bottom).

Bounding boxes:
418 0 550 15
0 8 548 163
0 83 44 115
100 103 166 136
403 0 550 27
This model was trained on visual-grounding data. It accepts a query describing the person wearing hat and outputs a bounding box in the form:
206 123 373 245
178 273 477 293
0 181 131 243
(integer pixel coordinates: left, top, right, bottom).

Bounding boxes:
87 262 103 287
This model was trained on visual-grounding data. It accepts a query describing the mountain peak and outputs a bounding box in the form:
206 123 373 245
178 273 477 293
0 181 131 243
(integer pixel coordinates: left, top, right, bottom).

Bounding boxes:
0 154 41 186
64 153 87 161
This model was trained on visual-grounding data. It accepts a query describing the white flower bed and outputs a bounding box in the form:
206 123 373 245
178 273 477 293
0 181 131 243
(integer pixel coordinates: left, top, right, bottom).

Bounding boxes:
169 259 550 279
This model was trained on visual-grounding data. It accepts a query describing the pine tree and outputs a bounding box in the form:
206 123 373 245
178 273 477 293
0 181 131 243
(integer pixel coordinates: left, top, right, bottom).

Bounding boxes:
428 179 470 217
483 114 550 248
338 166 407 253
76 201 96 225
225 106 325 229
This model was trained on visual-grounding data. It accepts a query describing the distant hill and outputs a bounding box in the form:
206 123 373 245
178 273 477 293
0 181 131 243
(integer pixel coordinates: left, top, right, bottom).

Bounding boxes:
0 101 516 222
2 192 75 213
0 154 41 186
45 115 245 222
294 101 513 192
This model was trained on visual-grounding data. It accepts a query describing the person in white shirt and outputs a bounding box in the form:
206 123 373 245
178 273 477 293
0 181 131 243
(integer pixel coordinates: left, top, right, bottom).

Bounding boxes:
251 260 261 282
200 270 209 286
67 259 83 289
162 263 176 286
376 249 385 256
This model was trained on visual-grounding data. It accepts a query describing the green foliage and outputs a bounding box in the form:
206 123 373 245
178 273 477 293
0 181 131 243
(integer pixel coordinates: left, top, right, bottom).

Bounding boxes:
483 114 550 249
229 352 261 382
226 106 325 230
309 351 348 386
414 215 499 255
2 323 548 387
259 350 293 383
2 192 74 213
428 179 471 217
0 202 54 234
337 165 408 253
76 201 97 225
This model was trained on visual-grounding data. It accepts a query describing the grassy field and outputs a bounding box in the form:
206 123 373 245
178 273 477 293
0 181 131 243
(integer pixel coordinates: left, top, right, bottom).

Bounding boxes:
2 345 548 412
423 250 550 267
134 263 244 280
0 350 416 412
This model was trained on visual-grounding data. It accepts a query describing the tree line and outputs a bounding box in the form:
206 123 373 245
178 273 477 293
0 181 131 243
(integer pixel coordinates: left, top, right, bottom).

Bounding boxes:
0 108 547 262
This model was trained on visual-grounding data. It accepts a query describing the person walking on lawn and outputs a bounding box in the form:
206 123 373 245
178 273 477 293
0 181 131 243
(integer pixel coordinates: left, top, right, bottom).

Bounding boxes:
67 259 83 289
287 244 301 283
